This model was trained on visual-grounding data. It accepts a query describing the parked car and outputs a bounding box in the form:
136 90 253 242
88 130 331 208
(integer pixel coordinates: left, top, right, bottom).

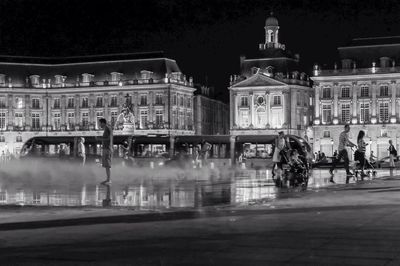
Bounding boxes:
376 156 400 168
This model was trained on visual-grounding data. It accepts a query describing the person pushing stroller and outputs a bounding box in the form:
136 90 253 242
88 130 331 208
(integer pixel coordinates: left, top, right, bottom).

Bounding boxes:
329 124 357 183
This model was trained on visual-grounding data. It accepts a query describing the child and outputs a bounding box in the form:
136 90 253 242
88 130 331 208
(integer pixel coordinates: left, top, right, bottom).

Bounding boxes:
289 149 306 186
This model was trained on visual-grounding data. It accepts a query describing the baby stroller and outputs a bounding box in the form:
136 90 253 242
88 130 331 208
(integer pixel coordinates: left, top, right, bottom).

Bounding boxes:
353 148 377 180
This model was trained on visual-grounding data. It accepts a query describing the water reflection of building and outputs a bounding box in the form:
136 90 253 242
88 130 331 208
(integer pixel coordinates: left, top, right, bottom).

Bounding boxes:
0 52 196 154
229 14 313 137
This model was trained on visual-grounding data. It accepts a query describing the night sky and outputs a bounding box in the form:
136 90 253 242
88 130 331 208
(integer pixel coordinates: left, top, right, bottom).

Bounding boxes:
1 0 400 101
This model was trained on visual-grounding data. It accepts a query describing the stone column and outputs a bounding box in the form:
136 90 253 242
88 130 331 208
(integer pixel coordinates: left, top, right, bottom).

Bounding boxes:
75 94 80 128
352 82 358 123
371 81 377 123
149 91 154 123
314 85 320 124
391 81 396 121
265 92 270 128
249 93 254 127
333 83 339 119
282 91 289 128
7 94 13 129
163 91 168 124
61 95 66 126
234 93 238 127
291 89 297 129
229 91 234 129
25 95 31 129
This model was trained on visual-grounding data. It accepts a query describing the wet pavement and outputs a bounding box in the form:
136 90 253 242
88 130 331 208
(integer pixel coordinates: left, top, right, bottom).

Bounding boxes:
2 163 400 265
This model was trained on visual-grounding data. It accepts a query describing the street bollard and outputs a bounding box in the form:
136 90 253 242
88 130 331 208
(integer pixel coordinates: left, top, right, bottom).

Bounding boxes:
150 161 154 169
241 162 246 169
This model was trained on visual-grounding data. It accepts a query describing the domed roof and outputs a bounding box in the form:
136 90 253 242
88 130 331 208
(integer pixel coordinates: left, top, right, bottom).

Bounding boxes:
265 12 279 27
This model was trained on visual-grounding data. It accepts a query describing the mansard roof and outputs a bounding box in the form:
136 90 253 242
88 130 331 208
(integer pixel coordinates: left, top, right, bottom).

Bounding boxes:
0 51 183 85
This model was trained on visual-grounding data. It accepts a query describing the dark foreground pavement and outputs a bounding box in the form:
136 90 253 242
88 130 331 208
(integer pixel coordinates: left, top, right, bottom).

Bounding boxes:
2 175 400 265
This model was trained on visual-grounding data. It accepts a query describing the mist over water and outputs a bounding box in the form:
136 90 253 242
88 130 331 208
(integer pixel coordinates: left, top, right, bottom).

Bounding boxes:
0 159 226 189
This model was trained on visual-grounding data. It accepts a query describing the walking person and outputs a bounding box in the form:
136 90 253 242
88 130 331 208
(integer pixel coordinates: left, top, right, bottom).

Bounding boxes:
388 140 397 168
354 130 368 178
98 118 113 185
77 137 86 166
272 131 288 178
329 124 357 183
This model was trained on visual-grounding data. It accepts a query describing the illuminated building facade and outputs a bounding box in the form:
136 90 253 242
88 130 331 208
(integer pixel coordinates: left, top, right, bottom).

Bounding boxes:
229 13 313 137
0 52 196 154
312 36 400 157
193 86 229 135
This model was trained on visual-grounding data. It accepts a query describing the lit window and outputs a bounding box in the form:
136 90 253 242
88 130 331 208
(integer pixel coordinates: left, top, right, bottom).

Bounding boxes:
140 70 153 80
273 95 281 106
110 72 122 82
360 86 369 97
53 98 60 109
67 112 75 130
96 96 103 107
155 94 163 105
15 113 24 128
82 73 93 83
0 97 6 108
322 87 331 98
341 87 350 98
67 97 74 108
240 96 249 107
96 111 103 129
140 95 147 106
82 112 89 129
140 110 148 129
0 74 5 86
53 113 61 130
31 113 40 130
360 103 370 123
155 110 163 127
32 98 40 109
16 97 24 109
111 111 119 127
379 102 389 122
0 112 5 129
380 85 389 97
82 97 89 108
110 96 118 107
341 104 351 123
322 105 331 124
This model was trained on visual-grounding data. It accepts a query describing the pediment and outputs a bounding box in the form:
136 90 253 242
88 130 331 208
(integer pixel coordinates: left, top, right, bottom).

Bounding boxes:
231 73 287 88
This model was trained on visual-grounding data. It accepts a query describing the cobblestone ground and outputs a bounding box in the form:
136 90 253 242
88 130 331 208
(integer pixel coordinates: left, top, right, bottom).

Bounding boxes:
1 169 400 265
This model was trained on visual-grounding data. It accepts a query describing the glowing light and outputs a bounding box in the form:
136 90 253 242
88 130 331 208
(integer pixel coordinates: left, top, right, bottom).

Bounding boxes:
372 62 376 73
351 118 358 124
314 119 320 125
390 117 397 123
118 81 123 86
371 117 377 124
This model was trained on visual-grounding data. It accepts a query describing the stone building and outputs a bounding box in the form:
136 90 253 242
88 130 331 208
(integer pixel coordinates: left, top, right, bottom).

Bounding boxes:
312 36 400 158
0 52 196 154
193 86 229 135
229 13 313 137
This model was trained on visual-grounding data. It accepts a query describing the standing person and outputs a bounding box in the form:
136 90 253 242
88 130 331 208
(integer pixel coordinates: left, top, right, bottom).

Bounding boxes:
77 137 86 166
99 118 113 185
272 131 288 178
329 124 357 182
355 130 368 177
388 140 397 168
333 150 338 159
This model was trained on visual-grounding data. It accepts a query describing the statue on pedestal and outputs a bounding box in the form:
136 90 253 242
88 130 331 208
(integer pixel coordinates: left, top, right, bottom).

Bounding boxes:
116 103 135 134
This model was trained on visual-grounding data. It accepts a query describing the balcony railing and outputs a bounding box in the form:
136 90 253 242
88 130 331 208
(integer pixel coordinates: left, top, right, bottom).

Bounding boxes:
317 66 400 76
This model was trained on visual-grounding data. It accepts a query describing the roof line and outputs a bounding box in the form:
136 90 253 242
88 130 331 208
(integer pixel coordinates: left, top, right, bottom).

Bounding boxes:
338 43 400 50
352 36 400 41
0 58 177 67
243 57 298 62
0 51 165 60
